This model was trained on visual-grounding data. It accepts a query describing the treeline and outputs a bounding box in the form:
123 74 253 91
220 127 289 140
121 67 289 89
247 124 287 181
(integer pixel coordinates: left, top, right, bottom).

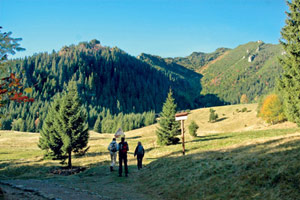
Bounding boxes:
94 110 155 133
0 39 199 132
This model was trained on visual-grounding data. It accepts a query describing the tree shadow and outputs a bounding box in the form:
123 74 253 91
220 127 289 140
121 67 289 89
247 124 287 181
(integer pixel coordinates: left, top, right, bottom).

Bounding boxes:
126 136 142 140
137 135 300 199
215 117 228 122
186 135 231 143
78 151 110 158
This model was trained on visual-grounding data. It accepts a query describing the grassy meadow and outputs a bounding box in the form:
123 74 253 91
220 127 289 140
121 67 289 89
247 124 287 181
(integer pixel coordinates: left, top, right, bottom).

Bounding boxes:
1 103 300 199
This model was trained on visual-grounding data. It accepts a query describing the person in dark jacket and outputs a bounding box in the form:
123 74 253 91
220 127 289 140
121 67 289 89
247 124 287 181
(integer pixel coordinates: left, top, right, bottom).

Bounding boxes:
118 137 129 177
134 141 145 170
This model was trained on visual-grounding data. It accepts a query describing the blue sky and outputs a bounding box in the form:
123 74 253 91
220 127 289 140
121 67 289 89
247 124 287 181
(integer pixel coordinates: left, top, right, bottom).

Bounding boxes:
1 0 287 59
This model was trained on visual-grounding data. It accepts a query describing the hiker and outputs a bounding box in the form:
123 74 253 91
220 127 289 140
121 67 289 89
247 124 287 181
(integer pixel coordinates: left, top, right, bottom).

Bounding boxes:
108 138 119 172
118 137 129 177
134 141 145 170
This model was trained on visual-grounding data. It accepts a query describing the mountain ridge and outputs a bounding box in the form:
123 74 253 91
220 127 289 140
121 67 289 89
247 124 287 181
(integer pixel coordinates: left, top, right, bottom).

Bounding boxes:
1 39 284 132
139 40 283 104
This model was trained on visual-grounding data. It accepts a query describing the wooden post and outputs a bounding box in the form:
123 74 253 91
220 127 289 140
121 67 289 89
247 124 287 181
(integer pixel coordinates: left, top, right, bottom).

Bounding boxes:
175 112 188 156
181 120 185 155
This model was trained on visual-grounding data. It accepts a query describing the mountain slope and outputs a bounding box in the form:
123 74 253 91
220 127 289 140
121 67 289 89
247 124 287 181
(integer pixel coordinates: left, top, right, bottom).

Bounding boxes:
1 40 285 132
199 41 283 103
141 41 284 105
1 40 202 132
167 47 230 71
138 53 225 107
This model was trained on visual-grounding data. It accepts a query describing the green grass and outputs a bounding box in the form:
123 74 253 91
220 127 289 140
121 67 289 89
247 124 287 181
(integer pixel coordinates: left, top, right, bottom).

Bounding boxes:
1 104 300 199
138 129 300 200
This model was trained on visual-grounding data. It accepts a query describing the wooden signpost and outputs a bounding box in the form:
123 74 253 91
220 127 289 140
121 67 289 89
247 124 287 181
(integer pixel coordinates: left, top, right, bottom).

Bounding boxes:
175 112 188 155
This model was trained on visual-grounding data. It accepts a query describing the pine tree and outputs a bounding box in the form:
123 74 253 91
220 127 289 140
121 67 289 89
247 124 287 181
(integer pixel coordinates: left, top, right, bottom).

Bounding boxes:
38 98 64 159
156 89 180 145
57 82 89 168
94 115 101 133
278 0 300 125
38 82 89 168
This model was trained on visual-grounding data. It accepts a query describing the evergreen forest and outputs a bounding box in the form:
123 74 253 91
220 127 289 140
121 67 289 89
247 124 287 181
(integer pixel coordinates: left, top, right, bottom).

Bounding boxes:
0 40 204 133
0 39 285 133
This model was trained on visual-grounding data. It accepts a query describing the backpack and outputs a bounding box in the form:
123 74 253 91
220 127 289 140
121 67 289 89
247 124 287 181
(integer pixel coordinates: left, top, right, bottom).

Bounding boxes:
137 145 144 155
111 143 117 152
121 142 128 153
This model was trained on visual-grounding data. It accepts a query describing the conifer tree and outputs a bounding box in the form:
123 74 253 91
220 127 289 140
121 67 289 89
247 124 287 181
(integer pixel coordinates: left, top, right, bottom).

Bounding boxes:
38 82 89 168
38 98 64 159
94 115 101 133
278 0 300 125
57 82 89 168
156 89 180 145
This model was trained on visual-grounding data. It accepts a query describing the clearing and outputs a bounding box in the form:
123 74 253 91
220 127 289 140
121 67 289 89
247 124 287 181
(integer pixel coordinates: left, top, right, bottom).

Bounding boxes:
0 103 299 199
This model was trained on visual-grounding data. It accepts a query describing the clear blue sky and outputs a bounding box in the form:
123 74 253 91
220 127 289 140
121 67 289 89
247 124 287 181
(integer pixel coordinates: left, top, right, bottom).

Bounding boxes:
1 0 287 59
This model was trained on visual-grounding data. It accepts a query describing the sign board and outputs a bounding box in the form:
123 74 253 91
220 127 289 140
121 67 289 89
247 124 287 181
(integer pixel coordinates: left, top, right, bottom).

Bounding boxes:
175 116 188 121
114 128 125 138
175 112 188 121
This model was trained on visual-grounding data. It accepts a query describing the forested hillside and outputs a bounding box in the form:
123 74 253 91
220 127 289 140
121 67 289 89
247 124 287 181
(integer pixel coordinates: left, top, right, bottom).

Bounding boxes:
168 47 230 71
0 40 284 132
142 41 283 105
199 41 283 103
0 40 202 133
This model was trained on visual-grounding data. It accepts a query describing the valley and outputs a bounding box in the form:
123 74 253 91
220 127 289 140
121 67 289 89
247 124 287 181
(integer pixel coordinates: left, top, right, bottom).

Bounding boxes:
1 104 299 199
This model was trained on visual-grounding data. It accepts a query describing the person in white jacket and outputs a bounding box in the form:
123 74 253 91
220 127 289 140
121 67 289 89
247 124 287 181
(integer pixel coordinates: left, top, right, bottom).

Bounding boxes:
108 138 119 172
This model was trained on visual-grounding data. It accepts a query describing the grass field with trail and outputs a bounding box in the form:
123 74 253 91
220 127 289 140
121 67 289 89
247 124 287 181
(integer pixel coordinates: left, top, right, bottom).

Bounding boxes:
1 103 300 199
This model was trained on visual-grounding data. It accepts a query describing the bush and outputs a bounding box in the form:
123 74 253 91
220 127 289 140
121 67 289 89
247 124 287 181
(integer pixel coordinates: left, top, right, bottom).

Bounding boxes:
258 94 286 124
188 121 199 137
241 107 247 112
209 108 218 123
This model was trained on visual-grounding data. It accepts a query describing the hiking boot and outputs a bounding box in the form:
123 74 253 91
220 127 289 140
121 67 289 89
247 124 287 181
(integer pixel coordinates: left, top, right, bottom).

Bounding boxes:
118 174 122 177
125 174 128 177
110 166 113 172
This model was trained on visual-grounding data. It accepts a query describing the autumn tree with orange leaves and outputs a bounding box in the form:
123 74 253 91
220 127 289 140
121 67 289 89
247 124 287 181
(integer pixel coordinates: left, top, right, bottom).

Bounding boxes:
258 94 286 124
0 27 33 124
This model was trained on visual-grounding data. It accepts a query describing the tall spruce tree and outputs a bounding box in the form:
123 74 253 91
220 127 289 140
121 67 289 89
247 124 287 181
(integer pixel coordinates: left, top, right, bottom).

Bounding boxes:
278 0 300 125
156 89 180 145
38 82 89 168
57 82 89 168
38 97 64 159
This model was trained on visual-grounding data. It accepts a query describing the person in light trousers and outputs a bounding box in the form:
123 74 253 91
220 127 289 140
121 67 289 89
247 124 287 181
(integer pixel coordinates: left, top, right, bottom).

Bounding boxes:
108 138 119 171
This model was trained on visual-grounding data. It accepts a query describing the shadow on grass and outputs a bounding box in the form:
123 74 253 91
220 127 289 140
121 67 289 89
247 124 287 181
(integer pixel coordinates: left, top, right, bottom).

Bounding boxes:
83 151 110 157
0 163 62 180
136 133 300 200
126 136 142 139
186 135 231 143
215 117 228 122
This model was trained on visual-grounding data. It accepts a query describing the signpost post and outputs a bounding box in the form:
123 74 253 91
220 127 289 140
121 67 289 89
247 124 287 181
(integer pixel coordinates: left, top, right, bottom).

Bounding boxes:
175 112 188 155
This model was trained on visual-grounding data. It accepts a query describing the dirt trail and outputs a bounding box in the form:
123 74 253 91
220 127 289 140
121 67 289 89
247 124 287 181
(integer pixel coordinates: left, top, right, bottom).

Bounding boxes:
1 179 103 200
0 167 159 200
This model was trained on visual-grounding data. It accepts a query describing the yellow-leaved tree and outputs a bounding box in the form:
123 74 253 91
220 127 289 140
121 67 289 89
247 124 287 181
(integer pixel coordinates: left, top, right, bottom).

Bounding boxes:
258 94 286 124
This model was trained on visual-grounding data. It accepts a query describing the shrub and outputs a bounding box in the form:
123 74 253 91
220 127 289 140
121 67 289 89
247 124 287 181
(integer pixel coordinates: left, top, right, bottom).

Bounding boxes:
209 108 218 123
188 121 199 137
241 107 247 112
